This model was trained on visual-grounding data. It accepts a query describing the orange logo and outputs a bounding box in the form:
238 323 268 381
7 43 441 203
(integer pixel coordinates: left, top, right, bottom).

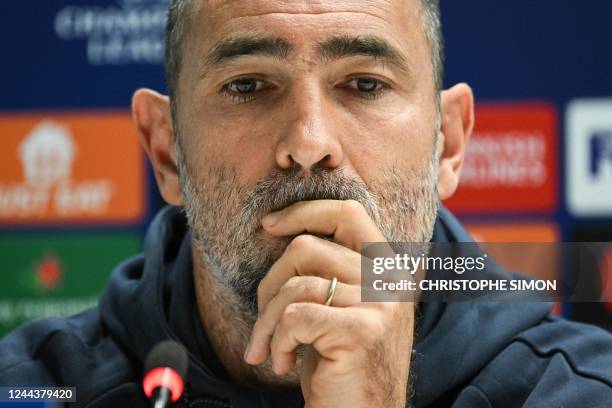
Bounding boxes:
465 222 562 315
466 223 560 243
0 113 145 224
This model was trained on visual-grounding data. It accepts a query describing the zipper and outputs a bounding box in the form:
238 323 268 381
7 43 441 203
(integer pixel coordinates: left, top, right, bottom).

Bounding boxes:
188 397 232 408
176 383 232 408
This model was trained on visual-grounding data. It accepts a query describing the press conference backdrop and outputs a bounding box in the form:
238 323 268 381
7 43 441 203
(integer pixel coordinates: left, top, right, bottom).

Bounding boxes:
0 0 611 337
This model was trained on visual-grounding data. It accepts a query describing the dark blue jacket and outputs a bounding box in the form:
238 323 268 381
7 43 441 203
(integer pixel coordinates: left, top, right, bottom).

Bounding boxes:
1 206 611 407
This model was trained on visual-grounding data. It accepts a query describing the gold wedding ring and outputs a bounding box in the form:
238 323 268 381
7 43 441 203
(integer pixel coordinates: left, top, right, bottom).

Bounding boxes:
324 277 338 306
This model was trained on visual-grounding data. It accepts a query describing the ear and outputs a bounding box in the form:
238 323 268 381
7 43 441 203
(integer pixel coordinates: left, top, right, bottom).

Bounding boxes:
132 88 183 206
437 83 475 200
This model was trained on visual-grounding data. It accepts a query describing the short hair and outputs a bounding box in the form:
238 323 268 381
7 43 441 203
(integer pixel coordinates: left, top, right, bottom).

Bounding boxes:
164 0 444 118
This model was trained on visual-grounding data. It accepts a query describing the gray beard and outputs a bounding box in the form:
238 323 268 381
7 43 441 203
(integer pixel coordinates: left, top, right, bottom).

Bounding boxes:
180 162 438 319
178 147 439 386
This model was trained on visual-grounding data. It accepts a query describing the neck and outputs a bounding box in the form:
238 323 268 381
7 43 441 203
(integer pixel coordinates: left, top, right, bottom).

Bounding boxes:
191 244 300 388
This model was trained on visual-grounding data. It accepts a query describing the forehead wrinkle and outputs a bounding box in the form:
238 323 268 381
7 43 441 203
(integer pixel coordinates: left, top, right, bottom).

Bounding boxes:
191 3 424 82
205 0 397 21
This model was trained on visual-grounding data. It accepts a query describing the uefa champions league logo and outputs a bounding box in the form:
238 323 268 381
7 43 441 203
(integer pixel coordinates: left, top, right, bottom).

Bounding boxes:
54 0 168 65
116 0 170 8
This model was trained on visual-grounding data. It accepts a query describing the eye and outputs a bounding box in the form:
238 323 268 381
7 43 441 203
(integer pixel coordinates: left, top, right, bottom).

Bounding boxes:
221 78 267 103
345 77 388 99
228 78 264 94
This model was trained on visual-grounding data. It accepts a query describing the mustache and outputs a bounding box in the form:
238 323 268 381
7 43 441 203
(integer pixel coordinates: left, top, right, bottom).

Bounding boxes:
240 166 381 223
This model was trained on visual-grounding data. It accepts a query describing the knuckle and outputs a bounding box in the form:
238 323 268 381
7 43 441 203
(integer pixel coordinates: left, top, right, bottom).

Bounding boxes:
284 276 302 293
280 277 321 303
306 277 322 297
298 277 319 300
341 199 366 217
287 234 315 253
281 303 303 325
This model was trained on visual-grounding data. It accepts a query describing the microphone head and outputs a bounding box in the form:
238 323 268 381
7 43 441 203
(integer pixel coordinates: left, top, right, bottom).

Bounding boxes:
143 340 189 402
145 340 189 378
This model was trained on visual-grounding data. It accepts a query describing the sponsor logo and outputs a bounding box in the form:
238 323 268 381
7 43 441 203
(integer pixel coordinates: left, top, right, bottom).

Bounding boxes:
54 0 169 65
465 222 559 243
461 131 547 188
20 121 76 188
465 222 561 314
590 131 612 178
1 120 113 217
35 254 63 292
0 233 141 336
0 113 145 223
567 99 612 216
444 103 558 213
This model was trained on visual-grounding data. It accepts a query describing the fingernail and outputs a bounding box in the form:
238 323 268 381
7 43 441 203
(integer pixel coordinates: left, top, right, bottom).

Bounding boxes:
262 211 280 226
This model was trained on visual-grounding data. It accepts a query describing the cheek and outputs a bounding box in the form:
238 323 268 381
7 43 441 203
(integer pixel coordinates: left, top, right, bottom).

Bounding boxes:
347 105 437 180
181 109 278 186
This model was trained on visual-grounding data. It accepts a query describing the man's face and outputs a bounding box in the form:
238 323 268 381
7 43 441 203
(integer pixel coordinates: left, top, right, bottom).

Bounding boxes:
175 0 440 314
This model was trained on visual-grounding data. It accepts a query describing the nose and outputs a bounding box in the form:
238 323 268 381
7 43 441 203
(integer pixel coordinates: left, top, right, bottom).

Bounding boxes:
274 86 344 172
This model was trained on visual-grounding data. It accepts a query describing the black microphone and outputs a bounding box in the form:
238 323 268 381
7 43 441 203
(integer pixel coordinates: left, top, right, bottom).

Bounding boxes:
142 340 189 408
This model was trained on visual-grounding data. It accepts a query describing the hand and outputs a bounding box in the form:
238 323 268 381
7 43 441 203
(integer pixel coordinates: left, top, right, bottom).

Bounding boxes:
243 200 414 408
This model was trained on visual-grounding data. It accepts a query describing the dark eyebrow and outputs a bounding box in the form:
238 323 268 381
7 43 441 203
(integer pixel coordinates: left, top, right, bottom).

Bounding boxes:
200 34 411 80
316 35 411 73
202 35 292 74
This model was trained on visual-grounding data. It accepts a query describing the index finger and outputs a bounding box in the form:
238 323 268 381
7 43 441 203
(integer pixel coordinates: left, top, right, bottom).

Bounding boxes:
262 199 387 252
